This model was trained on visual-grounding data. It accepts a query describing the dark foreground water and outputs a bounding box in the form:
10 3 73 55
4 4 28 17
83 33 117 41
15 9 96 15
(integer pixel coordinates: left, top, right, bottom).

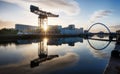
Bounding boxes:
0 37 117 74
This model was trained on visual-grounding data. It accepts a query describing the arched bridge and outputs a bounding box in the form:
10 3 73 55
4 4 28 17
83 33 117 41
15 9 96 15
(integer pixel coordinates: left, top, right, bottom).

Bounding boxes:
88 22 111 34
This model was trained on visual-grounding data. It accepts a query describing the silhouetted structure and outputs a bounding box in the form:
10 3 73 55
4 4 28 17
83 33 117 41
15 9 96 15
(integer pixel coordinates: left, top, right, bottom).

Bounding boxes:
111 30 120 57
116 30 120 42
88 23 111 34
104 40 120 74
30 39 59 68
30 5 58 31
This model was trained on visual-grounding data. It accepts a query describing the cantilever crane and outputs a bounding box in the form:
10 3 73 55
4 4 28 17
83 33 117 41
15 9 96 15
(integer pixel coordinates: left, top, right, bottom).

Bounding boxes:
30 5 59 31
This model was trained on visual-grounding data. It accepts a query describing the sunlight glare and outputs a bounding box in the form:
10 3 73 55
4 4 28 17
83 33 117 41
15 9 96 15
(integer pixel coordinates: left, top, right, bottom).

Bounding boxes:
44 23 48 31
43 38 48 46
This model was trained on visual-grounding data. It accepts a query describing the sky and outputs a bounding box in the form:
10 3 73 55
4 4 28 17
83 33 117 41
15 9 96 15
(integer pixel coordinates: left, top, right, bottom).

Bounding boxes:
0 0 120 31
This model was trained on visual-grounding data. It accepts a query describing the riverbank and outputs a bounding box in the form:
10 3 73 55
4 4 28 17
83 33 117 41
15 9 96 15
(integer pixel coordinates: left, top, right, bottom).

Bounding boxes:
0 34 85 40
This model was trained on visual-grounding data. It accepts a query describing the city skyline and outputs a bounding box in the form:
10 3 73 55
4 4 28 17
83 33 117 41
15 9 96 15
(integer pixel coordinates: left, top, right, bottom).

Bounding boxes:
0 0 120 31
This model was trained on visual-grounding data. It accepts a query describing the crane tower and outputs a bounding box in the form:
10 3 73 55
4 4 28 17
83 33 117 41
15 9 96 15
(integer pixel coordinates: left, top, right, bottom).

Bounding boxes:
30 5 59 31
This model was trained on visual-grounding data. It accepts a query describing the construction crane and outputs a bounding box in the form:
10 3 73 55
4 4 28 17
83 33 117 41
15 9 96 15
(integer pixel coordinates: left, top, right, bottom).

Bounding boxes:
30 5 59 31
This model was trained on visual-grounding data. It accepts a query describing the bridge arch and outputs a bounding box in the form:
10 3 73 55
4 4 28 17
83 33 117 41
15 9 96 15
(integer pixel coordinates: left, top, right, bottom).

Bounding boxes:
88 23 111 33
87 39 111 50
87 23 111 50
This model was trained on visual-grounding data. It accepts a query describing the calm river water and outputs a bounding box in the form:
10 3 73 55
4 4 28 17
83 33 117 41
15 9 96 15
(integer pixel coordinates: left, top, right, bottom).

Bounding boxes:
0 37 116 74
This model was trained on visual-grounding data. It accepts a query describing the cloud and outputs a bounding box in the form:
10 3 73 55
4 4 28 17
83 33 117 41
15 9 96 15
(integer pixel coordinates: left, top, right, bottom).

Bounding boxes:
89 10 112 22
0 53 79 74
110 25 120 29
110 25 120 32
1 0 80 15
89 48 109 59
0 19 15 29
88 43 113 59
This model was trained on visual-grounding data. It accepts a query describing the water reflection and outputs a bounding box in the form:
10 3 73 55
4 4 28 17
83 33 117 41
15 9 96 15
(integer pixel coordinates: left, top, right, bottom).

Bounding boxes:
31 38 59 68
30 37 83 68
0 35 118 74
0 37 83 46
87 39 111 50
87 35 115 59
86 34 115 50
48 37 83 46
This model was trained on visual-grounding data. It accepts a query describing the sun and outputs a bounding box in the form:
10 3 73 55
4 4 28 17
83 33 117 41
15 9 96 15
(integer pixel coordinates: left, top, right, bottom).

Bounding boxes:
44 25 47 31
44 24 48 31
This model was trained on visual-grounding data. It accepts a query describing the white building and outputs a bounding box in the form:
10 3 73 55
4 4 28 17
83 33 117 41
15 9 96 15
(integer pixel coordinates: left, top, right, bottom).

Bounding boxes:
15 24 83 35
60 24 83 35
15 24 38 34
48 25 62 30
46 25 62 35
